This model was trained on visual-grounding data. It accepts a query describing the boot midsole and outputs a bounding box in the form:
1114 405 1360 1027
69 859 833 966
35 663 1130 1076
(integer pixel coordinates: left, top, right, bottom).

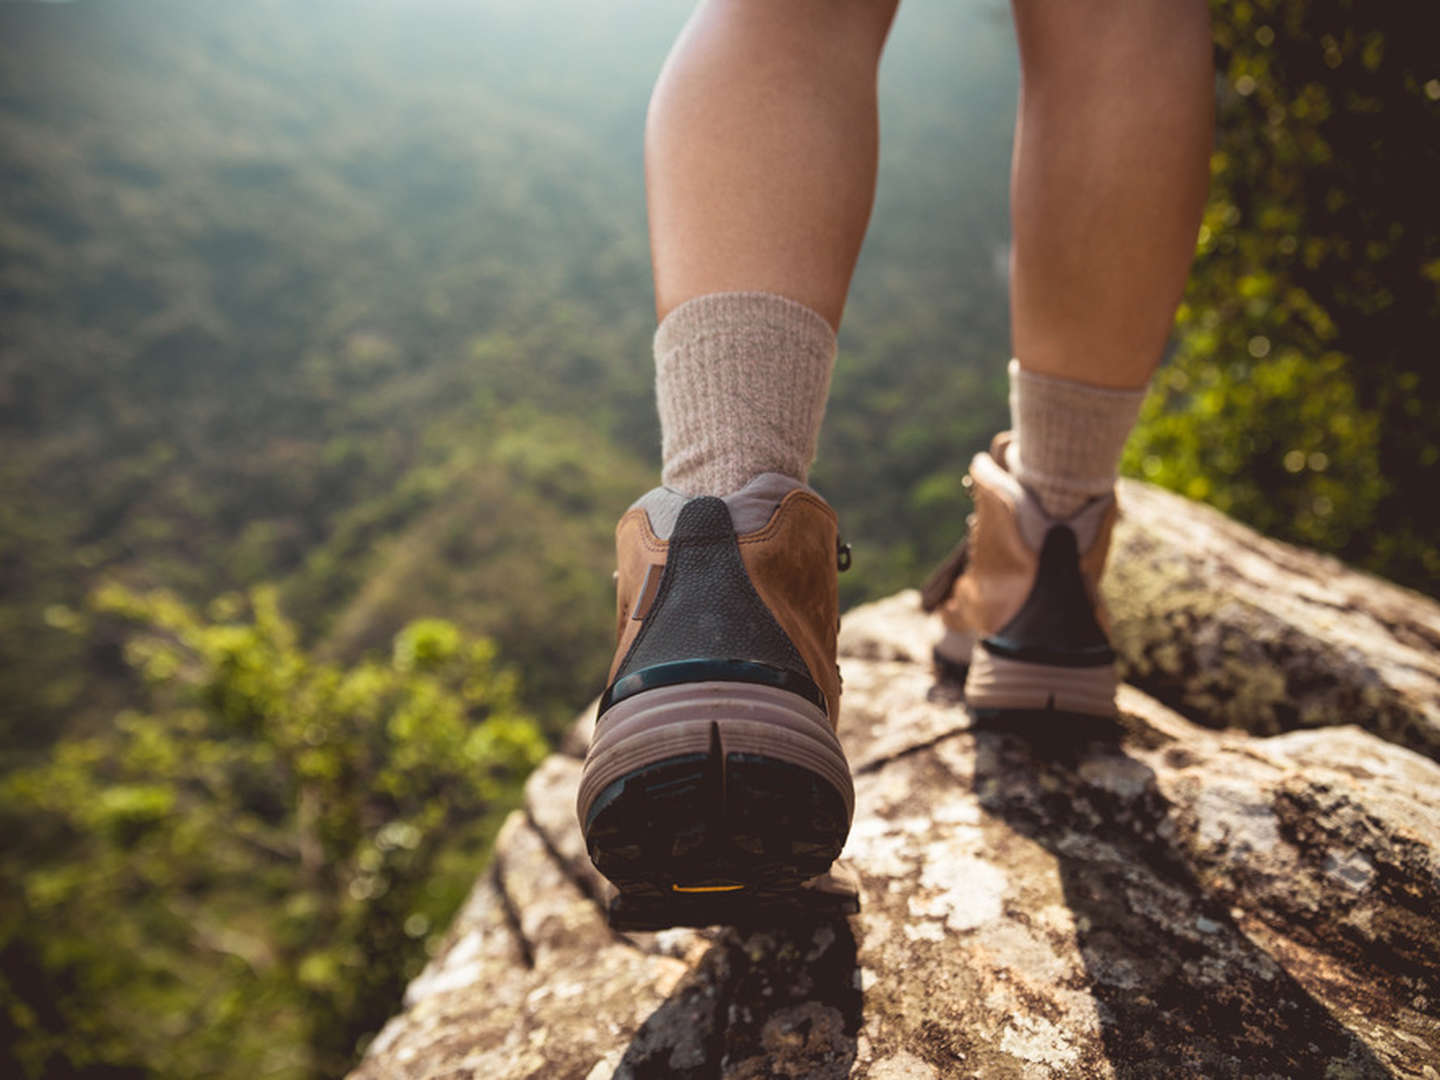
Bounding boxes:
578 681 853 828
964 641 1117 716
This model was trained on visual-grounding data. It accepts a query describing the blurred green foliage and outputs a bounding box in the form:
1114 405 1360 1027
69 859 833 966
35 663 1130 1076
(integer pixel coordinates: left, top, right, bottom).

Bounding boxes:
1126 0 1439 584
2 586 544 1077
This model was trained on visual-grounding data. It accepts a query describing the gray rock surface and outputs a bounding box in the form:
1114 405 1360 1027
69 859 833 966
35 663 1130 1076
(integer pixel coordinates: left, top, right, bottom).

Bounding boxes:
353 486 1440 1079
1107 479 1440 761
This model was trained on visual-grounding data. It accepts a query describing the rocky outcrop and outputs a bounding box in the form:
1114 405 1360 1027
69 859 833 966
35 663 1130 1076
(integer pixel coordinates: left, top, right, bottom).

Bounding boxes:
352 484 1440 1079
1106 480 1440 760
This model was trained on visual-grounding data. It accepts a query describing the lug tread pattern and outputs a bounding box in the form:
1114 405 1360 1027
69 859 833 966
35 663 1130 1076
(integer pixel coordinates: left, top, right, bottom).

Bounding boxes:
584 724 851 930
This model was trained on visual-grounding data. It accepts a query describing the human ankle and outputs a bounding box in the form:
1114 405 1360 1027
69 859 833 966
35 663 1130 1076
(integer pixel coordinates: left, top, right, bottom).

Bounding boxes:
1006 358 1147 519
655 291 834 497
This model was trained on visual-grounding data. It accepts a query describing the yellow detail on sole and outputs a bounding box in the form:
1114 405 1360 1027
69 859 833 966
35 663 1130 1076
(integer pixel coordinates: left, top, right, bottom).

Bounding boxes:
672 883 745 893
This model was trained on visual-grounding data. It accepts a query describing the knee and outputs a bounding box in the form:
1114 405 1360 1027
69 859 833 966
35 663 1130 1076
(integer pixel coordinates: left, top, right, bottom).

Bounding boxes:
1012 0 1211 84
706 0 900 53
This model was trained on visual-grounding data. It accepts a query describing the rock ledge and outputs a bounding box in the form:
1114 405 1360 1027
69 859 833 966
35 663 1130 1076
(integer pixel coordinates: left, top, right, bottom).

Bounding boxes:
353 484 1440 1079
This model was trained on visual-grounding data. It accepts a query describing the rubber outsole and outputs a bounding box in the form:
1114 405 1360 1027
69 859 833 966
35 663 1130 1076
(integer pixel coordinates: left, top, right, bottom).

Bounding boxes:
963 640 1117 717
605 862 861 932
578 681 852 823
581 717 852 928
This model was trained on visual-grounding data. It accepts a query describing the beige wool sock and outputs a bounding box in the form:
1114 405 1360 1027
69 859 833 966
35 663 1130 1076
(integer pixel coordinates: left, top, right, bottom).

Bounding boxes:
655 291 836 497
1008 358 1148 520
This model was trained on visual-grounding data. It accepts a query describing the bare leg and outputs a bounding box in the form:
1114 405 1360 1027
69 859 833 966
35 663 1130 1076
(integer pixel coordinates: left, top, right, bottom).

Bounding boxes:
646 0 901 332
1010 0 1213 389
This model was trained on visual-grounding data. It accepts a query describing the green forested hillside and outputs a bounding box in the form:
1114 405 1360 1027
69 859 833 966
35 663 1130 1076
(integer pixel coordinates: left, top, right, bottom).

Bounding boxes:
0 0 1019 755
1 0 1434 1076
0 0 669 750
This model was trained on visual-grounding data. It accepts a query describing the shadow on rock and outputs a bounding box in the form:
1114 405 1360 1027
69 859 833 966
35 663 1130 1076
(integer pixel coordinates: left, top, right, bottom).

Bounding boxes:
971 715 1394 1079
617 916 861 1080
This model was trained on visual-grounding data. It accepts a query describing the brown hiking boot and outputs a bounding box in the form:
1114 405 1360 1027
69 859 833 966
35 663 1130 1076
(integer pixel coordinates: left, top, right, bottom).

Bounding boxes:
920 434 1119 717
577 473 854 924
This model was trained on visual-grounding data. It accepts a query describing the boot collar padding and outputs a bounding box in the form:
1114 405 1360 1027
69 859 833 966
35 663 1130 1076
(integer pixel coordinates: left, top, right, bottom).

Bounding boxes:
969 449 1114 554
630 472 819 540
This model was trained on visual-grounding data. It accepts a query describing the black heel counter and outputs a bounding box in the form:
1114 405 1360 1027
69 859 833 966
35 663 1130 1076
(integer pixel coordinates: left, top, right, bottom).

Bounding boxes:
981 525 1116 668
600 498 824 714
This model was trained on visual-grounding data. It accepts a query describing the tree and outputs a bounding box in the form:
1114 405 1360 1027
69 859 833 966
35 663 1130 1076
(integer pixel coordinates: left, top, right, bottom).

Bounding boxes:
1 587 546 1079
1126 0 1439 593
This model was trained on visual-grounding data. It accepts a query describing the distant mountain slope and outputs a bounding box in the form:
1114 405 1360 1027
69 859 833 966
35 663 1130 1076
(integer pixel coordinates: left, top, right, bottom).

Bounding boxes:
0 0 1018 748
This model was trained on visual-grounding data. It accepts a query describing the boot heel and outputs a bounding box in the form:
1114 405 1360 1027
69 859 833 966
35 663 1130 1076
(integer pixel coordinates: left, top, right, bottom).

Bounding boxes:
579 682 853 900
964 641 1117 717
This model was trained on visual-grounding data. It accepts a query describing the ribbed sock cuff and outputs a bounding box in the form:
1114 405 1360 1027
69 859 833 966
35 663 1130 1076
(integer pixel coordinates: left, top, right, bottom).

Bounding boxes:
1008 358 1147 519
655 291 836 497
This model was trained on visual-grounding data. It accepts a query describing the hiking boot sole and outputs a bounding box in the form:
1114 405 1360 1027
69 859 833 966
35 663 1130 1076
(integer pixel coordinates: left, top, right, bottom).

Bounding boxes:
604 861 861 932
578 682 853 913
964 640 1117 717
